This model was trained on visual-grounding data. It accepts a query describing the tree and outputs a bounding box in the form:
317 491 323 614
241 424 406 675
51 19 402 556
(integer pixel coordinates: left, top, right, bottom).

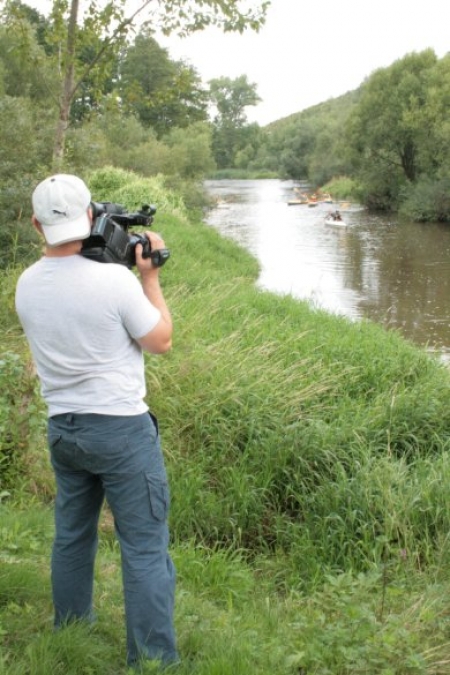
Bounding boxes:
2 0 268 168
119 31 208 136
163 122 216 178
209 74 261 127
0 17 56 101
346 50 439 207
209 75 261 168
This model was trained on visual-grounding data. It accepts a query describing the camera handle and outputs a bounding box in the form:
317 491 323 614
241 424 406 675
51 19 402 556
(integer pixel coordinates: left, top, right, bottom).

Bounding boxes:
141 238 171 267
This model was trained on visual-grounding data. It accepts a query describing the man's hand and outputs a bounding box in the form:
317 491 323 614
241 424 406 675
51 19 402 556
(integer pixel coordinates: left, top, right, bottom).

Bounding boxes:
135 231 166 274
135 230 173 354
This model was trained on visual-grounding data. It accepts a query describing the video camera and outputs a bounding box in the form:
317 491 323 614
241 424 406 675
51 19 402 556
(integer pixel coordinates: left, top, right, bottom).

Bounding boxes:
80 201 170 268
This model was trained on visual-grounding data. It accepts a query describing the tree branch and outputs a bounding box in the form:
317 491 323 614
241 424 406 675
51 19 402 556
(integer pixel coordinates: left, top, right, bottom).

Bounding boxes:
71 0 156 98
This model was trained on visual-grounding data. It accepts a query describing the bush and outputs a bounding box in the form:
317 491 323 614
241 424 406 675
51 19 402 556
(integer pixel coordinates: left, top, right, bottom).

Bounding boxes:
0 352 42 491
321 175 362 201
399 177 450 222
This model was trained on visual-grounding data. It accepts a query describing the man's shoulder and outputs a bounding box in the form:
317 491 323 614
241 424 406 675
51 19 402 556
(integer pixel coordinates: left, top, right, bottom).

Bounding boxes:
17 258 45 283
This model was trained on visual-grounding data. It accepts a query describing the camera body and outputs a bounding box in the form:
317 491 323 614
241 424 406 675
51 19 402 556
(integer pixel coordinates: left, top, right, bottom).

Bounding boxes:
80 202 170 268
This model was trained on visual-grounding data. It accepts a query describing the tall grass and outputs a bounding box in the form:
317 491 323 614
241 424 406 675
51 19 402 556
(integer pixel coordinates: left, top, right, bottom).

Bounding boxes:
158 283 450 582
3 167 450 673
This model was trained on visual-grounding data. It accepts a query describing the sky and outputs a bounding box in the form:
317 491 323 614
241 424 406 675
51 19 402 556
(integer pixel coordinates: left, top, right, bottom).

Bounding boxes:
25 0 449 126
156 0 449 125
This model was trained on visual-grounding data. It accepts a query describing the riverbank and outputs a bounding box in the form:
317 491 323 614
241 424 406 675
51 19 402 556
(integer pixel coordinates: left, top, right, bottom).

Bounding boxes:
2 168 450 674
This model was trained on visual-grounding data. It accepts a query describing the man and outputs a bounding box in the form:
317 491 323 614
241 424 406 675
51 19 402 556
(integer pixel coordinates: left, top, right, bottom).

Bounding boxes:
15 174 178 669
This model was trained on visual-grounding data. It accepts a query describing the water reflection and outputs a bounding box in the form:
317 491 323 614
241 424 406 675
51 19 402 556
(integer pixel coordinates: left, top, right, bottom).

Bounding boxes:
204 179 450 357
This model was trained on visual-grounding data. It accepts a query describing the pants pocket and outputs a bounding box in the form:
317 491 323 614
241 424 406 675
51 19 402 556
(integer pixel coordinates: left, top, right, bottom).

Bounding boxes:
48 433 62 449
145 472 170 522
148 411 159 437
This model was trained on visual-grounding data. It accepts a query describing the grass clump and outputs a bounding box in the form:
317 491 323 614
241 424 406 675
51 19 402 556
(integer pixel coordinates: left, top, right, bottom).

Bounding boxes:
3 166 450 673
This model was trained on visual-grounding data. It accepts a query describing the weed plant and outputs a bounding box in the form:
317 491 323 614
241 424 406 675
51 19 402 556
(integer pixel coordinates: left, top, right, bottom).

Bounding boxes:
2 167 450 673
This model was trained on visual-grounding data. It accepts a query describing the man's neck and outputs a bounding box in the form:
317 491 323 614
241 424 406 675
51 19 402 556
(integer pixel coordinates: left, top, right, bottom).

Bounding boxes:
45 241 83 257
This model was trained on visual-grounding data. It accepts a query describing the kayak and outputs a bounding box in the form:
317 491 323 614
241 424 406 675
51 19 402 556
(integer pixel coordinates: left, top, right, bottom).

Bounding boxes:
325 217 347 227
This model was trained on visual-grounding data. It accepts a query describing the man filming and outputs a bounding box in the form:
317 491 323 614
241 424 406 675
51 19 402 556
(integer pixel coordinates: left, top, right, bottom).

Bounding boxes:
15 174 178 669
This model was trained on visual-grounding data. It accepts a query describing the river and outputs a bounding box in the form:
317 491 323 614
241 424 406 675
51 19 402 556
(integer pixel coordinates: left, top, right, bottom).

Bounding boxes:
203 179 450 361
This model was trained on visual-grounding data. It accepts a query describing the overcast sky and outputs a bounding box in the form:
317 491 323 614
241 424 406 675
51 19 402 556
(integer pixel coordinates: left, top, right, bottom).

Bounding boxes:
157 0 450 125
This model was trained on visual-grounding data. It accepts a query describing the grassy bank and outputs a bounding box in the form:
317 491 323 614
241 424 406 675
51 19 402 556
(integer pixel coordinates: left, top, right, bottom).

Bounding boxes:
2 167 450 674
206 168 279 180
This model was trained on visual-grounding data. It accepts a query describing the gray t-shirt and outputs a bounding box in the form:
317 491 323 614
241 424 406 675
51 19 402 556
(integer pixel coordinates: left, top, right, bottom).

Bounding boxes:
15 255 161 416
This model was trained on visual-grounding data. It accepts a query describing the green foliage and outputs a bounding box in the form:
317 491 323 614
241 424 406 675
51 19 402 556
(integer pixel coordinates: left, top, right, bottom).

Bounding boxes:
345 49 450 212
0 20 57 101
209 76 262 168
0 352 42 491
209 75 260 127
119 31 208 135
87 167 190 222
399 177 450 222
259 91 359 181
162 123 216 178
253 49 450 219
1 0 268 163
159 279 450 580
321 175 361 201
207 168 278 179
0 96 54 216
2 5 450 220
155 0 269 36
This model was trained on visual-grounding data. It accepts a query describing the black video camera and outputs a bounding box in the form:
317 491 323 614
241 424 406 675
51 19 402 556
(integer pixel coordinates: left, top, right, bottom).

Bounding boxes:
80 201 170 268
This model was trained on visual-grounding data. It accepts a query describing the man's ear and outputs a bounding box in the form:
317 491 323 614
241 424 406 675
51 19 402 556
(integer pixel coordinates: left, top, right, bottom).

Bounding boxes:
31 215 43 235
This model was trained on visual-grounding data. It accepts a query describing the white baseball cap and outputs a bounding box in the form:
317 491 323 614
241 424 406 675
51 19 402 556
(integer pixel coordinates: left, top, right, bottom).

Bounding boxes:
32 174 92 246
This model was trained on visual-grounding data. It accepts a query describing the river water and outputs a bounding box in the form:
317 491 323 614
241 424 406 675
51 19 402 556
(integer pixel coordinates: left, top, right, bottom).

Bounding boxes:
203 179 450 360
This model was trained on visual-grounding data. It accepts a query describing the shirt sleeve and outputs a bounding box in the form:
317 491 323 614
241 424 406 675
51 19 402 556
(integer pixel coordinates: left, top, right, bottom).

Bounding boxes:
116 268 161 339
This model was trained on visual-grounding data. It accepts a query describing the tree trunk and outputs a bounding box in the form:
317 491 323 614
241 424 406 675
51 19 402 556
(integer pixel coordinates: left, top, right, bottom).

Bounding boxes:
52 0 79 170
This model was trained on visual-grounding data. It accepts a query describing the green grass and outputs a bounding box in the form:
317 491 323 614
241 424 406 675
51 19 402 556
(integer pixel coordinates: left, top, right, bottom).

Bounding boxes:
206 168 279 180
2 505 450 674
2 167 450 673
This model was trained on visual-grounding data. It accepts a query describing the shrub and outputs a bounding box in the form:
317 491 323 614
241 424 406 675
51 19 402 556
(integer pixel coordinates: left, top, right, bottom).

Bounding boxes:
0 352 42 491
399 177 450 222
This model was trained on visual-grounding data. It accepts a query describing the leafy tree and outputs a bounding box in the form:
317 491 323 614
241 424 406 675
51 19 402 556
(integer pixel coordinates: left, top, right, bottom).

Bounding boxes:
0 19 56 101
163 122 216 178
262 117 316 178
209 75 261 168
346 50 439 208
2 0 51 52
416 53 450 180
119 31 208 136
0 94 55 249
209 74 260 126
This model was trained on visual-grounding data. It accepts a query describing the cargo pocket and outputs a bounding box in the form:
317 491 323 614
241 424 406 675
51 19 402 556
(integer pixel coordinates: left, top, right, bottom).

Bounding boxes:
145 472 170 522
